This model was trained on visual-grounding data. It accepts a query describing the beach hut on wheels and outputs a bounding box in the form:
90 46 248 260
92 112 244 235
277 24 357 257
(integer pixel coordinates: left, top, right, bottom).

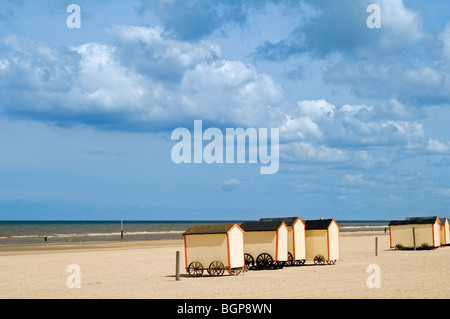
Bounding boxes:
304 219 340 265
239 221 289 270
258 217 306 266
389 217 441 249
440 218 450 246
183 224 245 277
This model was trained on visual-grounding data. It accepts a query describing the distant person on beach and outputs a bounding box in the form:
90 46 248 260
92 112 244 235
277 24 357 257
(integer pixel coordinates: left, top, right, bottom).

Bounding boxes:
44 235 48 246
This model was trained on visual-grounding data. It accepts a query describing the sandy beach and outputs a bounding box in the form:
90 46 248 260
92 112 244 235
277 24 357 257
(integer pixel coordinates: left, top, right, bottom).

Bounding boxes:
0 231 449 299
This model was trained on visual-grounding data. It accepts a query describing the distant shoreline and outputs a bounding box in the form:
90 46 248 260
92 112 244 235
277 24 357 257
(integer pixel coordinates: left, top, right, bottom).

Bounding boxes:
0 230 388 256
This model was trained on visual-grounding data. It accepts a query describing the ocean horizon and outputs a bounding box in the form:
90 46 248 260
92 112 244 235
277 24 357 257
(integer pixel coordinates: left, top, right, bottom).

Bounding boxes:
0 219 390 246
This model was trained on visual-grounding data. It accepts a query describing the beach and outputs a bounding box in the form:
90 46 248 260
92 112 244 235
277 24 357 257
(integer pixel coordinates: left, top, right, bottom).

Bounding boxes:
0 231 449 299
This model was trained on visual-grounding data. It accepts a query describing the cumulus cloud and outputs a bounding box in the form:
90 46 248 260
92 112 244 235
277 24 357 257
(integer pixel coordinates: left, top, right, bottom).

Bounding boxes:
0 27 283 130
426 138 450 154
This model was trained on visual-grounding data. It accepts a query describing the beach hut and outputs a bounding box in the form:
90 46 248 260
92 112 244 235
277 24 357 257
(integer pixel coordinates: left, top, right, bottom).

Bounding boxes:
183 224 245 276
304 219 340 265
258 217 306 266
440 218 450 246
389 216 441 249
239 221 289 270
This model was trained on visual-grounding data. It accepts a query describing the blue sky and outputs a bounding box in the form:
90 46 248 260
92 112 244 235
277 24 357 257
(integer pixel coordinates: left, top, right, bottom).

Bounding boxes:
1 0 450 220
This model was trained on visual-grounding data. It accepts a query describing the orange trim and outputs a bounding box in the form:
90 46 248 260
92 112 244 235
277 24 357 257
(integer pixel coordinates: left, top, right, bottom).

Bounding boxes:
226 229 231 274
226 224 246 273
292 220 297 260
388 226 391 248
183 235 188 269
432 224 435 247
326 227 330 261
275 226 279 261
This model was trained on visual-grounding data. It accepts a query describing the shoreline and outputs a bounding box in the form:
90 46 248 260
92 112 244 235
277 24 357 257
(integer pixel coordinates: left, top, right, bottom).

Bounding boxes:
0 230 387 256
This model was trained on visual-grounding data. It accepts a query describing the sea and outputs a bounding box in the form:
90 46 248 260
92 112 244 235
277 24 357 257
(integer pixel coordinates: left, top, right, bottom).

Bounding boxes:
0 220 390 246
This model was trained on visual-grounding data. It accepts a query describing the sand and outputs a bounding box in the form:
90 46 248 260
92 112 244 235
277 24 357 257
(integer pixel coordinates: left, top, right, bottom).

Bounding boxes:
0 231 449 299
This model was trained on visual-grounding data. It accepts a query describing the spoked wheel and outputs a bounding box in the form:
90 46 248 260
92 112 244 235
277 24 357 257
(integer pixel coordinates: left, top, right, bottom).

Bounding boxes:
314 255 326 265
272 261 286 269
244 253 255 270
187 261 204 277
326 260 336 265
256 253 273 270
286 252 294 267
230 268 242 276
208 261 225 276
294 259 305 266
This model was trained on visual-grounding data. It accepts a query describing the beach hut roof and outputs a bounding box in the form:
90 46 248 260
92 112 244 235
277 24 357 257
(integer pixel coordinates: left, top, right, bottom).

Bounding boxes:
183 224 239 235
389 216 440 226
258 217 302 226
240 221 285 232
305 219 336 230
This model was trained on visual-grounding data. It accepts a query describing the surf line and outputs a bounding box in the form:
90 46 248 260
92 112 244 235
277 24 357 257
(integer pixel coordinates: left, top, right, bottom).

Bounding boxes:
171 120 279 175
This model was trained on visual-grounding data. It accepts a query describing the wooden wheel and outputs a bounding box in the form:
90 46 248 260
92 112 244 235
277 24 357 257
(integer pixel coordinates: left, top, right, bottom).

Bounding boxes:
294 259 305 266
326 260 336 265
208 261 225 276
286 252 294 267
187 261 204 277
230 268 242 276
244 253 254 270
256 253 273 270
314 255 325 265
272 260 285 269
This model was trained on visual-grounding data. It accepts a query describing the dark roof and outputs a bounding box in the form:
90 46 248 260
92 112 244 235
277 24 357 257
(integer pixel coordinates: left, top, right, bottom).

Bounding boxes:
240 221 285 232
258 217 302 226
183 224 239 235
389 216 440 226
305 219 335 230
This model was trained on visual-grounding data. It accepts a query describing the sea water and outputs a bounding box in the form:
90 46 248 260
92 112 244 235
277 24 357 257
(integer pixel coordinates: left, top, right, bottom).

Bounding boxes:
0 220 390 246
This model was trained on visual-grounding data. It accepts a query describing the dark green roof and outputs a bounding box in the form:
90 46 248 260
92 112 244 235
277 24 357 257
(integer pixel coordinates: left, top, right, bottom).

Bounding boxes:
389 216 440 226
240 221 285 232
183 224 238 235
305 219 335 230
258 217 302 226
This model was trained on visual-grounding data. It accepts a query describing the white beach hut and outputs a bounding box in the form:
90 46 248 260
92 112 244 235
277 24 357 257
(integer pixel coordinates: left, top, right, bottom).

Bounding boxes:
258 217 306 266
304 219 340 264
239 221 289 270
440 218 450 246
389 216 441 249
183 224 245 276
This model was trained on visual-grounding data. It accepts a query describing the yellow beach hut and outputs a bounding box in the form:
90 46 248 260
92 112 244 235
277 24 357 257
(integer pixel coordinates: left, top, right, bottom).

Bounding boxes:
304 219 340 265
389 216 441 249
439 218 449 246
183 224 245 276
239 221 289 270
258 217 306 266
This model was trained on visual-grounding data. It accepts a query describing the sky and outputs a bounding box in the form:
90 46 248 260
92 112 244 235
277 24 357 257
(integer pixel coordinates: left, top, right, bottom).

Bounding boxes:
0 0 450 220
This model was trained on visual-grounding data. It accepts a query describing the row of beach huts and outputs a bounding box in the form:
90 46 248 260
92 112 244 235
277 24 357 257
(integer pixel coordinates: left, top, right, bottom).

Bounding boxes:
182 217 340 277
389 216 450 249
182 216 450 277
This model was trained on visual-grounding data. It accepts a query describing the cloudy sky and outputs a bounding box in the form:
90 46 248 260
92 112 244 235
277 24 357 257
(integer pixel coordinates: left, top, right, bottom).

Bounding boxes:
1 0 450 220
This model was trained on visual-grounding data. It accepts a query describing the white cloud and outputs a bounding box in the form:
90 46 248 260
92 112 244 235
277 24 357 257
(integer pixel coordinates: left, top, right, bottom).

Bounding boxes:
297 99 334 120
281 142 348 163
426 138 450 154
